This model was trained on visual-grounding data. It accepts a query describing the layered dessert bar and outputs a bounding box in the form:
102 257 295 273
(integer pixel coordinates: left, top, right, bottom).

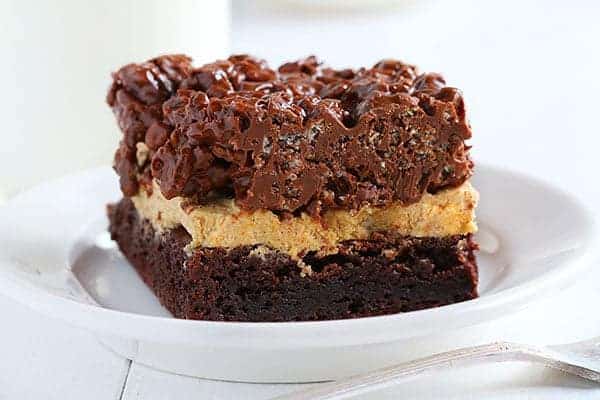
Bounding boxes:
107 54 478 321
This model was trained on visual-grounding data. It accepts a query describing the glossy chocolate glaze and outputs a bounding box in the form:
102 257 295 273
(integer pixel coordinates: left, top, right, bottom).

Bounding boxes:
107 54 473 217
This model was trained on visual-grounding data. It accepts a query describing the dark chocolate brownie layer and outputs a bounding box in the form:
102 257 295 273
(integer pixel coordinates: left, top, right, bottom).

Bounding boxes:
108 55 472 218
108 198 478 322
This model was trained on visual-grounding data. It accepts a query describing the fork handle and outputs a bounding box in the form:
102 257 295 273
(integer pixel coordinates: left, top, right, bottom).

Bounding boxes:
270 342 546 400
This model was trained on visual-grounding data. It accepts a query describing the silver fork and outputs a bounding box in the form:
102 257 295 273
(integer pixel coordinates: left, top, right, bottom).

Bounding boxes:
272 337 600 400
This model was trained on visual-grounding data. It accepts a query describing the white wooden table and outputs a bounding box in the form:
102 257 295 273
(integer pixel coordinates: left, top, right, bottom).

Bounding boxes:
2 0 600 398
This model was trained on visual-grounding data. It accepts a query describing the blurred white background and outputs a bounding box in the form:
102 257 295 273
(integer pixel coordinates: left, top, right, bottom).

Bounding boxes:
1 0 598 208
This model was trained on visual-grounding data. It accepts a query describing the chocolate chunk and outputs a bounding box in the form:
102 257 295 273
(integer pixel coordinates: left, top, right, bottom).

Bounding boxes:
108 55 473 216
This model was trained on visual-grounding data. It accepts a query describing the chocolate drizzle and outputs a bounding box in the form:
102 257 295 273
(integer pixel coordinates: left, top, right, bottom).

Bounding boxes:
107 54 473 217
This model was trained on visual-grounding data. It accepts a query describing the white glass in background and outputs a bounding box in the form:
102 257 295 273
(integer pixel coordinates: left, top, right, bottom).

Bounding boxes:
0 0 231 199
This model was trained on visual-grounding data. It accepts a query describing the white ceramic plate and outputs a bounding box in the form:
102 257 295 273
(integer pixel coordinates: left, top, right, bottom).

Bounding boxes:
0 164 597 382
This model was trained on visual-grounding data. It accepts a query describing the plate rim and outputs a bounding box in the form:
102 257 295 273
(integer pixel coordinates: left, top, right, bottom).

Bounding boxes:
0 163 598 348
